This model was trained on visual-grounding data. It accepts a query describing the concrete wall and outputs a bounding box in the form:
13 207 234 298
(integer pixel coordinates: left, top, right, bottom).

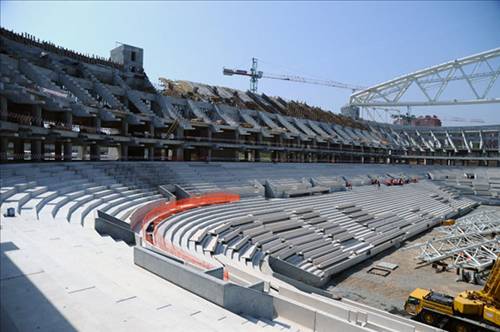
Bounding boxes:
133 246 274 319
273 296 371 332
95 210 135 245
341 298 441 332
134 247 440 331
273 286 441 332
269 256 326 287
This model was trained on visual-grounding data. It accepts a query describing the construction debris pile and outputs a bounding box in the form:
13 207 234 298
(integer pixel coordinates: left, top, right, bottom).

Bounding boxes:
159 78 366 129
408 210 500 272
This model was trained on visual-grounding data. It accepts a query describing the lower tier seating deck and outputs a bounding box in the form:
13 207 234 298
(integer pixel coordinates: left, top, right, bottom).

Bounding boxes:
1 210 295 332
0 163 165 227
429 167 500 204
0 161 481 331
154 180 477 286
0 162 480 230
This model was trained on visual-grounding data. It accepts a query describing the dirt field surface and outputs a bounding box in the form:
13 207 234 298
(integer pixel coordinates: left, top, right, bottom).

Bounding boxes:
326 206 499 316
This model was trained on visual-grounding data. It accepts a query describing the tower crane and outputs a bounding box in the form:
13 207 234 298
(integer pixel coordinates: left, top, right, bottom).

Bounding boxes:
223 58 365 93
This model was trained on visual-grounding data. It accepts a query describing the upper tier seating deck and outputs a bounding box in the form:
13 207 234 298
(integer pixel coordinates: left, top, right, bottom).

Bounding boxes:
2 27 499 166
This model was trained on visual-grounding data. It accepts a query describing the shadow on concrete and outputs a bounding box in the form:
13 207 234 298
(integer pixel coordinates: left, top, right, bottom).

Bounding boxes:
1 241 77 332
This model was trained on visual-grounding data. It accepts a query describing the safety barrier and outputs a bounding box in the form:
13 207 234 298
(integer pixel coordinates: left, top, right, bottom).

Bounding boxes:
142 192 240 232
139 192 240 272
128 198 168 233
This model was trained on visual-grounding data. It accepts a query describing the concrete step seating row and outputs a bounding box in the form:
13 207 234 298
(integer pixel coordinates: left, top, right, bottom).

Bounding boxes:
265 178 330 198
0 163 164 227
1 214 280 332
166 163 264 197
163 162 439 198
430 167 500 201
1 162 445 204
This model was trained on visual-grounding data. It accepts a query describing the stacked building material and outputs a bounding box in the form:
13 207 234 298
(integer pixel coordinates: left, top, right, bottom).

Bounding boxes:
409 210 500 271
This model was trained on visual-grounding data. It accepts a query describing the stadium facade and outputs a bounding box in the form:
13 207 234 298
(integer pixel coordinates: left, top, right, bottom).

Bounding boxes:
1 27 499 166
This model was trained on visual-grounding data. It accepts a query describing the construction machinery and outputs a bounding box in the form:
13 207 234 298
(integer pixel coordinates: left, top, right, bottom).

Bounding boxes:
441 219 456 226
404 256 500 331
223 58 365 93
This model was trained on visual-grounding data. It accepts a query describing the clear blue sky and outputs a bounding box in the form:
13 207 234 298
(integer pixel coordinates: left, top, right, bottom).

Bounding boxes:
2 1 499 125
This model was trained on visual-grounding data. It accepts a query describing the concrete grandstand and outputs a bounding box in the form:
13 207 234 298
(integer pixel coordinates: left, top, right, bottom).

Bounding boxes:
1 26 500 332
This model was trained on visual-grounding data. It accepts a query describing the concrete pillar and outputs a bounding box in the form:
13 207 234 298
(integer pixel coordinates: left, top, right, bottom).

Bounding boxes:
149 123 155 138
64 142 72 161
207 148 212 162
148 146 155 161
79 145 87 160
0 137 8 161
55 142 62 161
121 120 129 136
174 127 184 161
0 96 8 122
94 117 101 134
234 131 240 161
121 144 128 161
280 151 287 162
31 140 43 161
255 149 261 162
174 147 184 161
295 138 301 150
64 112 73 130
32 105 42 126
90 144 101 161
14 140 24 161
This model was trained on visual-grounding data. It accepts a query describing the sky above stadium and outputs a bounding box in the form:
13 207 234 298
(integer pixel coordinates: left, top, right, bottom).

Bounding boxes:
2 1 499 126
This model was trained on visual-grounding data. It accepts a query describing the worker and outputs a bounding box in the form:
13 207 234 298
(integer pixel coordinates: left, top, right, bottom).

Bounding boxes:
346 181 352 190
377 180 381 189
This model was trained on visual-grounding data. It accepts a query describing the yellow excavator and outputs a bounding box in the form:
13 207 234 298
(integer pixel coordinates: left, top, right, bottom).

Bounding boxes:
404 256 500 332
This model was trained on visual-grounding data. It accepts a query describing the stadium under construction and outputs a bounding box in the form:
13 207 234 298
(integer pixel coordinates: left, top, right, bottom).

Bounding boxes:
1 25 500 332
